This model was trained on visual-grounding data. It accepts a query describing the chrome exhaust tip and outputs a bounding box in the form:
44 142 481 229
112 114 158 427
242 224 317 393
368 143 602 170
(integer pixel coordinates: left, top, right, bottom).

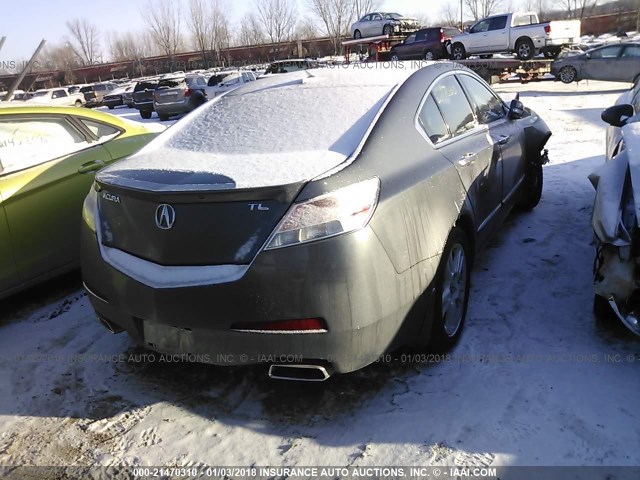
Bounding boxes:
97 316 124 334
268 364 332 382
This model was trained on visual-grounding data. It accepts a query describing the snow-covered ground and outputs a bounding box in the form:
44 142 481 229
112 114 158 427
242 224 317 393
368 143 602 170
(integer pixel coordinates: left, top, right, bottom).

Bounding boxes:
1 79 639 472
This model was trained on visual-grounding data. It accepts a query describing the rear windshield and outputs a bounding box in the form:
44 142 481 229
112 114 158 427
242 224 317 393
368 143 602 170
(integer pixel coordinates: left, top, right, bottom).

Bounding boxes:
163 83 393 156
157 78 185 89
80 86 93 93
134 81 158 92
444 28 460 37
208 73 232 86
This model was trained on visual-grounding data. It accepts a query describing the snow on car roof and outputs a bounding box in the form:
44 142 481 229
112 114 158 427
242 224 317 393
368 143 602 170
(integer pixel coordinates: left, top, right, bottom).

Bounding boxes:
99 65 422 191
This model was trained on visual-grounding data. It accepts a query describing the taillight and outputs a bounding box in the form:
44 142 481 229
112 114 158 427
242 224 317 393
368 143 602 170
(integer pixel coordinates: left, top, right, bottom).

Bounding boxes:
265 177 380 250
231 318 327 333
184 88 192 97
440 29 445 42
544 25 551 34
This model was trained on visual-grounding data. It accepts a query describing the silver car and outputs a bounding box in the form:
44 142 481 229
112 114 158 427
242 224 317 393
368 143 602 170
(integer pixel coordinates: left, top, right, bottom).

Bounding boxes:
350 12 420 39
552 42 640 84
153 74 210 121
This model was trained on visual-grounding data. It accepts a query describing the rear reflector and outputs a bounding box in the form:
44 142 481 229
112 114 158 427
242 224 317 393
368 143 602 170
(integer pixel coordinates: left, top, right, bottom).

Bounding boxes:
231 318 327 333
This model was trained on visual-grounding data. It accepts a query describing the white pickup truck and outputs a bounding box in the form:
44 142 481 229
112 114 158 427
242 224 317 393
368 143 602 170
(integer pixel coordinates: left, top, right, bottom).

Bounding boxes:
449 12 581 60
25 88 85 107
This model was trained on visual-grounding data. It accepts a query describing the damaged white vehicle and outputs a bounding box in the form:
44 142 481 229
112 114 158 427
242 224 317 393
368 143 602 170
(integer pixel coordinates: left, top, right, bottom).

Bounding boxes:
591 103 640 336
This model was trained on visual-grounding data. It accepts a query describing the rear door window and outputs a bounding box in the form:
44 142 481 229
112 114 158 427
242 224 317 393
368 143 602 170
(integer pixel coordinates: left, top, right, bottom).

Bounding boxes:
622 45 640 58
490 16 508 30
430 75 477 137
78 119 121 141
418 94 449 144
591 45 623 58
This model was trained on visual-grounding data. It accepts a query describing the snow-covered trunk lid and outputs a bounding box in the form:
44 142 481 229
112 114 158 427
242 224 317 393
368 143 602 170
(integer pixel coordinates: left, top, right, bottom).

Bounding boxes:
96 179 304 266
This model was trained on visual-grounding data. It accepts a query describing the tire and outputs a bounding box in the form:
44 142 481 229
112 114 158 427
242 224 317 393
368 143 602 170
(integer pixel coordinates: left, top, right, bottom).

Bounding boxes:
108 106 114 110
428 227 471 352
543 48 560 59
558 65 577 84
383 24 393 36
424 50 436 61
354 30 362 40
515 38 535 60
158 114 170 121
479 54 493 59
451 43 466 60
140 110 152 120
594 294 618 323
391 54 400 62
517 161 543 210
74 100 82 107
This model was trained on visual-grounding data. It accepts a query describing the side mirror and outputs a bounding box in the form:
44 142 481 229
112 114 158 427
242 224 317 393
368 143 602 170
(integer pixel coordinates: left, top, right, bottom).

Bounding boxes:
509 93 524 119
601 104 633 127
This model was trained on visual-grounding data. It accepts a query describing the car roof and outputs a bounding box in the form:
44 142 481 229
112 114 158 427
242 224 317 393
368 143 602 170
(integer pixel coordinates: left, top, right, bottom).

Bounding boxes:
587 41 640 51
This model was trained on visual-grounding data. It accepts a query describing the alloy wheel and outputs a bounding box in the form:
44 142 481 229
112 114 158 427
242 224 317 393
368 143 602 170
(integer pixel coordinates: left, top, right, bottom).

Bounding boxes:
441 244 468 337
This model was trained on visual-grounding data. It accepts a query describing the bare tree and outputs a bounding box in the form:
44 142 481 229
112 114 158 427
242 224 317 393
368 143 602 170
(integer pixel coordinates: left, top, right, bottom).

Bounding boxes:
108 31 151 62
295 17 321 39
38 43 82 71
255 0 297 44
561 0 598 19
188 0 230 64
440 3 461 27
520 0 548 18
352 0 380 20
465 0 503 20
65 18 101 65
308 0 353 53
236 12 267 46
143 0 183 57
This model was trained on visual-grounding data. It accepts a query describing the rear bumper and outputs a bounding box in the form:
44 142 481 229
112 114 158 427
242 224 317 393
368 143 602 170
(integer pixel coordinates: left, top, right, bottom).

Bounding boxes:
154 102 190 116
133 101 154 111
545 38 575 47
81 225 434 374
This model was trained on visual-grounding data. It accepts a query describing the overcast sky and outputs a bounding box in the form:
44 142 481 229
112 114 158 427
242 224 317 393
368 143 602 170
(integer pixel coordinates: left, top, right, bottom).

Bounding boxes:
1 0 486 63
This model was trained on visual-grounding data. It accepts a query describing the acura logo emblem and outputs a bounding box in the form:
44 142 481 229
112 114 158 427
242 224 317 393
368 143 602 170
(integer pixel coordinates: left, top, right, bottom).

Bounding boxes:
155 204 176 230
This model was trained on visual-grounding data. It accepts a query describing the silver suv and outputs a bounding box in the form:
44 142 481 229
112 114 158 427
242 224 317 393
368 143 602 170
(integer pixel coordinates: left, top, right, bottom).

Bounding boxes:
153 75 210 121
80 83 117 108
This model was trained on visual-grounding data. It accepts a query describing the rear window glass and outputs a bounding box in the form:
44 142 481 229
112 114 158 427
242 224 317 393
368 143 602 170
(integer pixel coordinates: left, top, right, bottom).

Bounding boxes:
418 94 449 144
157 78 185 88
134 81 158 92
80 86 93 93
208 74 232 86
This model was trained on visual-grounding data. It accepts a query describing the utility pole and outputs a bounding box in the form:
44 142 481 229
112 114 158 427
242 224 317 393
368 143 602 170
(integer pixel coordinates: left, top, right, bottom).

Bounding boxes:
2 39 46 101
461 0 464 31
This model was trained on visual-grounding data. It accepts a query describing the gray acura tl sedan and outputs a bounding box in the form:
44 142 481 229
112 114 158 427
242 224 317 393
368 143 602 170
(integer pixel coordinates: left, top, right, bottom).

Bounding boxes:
81 63 551 380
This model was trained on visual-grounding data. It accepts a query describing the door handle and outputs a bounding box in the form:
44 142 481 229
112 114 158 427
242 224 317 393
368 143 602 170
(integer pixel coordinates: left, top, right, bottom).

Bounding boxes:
495 135 511 145
78 159 105 174
458 153 477 166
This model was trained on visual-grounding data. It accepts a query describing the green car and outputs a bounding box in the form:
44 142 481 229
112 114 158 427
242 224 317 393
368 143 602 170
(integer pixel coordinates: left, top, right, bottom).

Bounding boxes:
0 106 162 299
